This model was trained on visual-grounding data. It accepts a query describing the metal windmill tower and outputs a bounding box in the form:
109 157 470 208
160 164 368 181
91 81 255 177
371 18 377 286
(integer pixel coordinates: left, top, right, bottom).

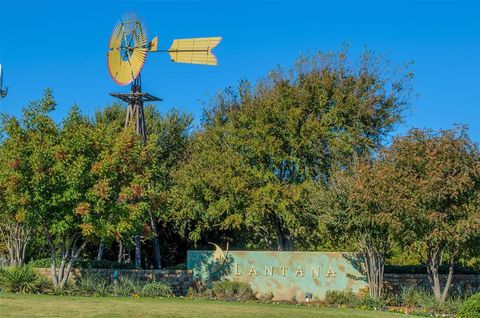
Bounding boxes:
106 14 221 269
0 65 8 99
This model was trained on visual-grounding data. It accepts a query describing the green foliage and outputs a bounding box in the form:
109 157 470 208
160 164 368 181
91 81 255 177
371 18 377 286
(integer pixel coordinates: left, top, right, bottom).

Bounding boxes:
114 276 143 296
75 272 108 296
0 102 35 266
324 290 359 306
212 280 255 301
0 266 48 293
386 244 421 266
377 127 480 302
0 91 193 286
399 287 463 314
140 282 173 298
400 287 422 307
28 258 60 268
73 274 172 298
357 295 386 310
459 293 480 318
171 48 413 250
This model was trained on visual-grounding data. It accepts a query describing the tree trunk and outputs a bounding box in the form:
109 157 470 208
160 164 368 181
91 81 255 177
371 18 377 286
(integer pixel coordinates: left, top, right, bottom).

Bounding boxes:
426 246 442 302
134 234 141 268
45 231 88 290
426 246 456 304
149 212 161 269
362 241 385 299
269 212 294 251
46 233 58 288
441 254 455 303
0 222 31 266
96 241 105 261
117 240 124 263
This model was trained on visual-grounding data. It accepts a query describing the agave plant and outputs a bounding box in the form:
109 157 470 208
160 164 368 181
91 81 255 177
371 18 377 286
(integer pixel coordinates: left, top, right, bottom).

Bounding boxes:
0 265 45 293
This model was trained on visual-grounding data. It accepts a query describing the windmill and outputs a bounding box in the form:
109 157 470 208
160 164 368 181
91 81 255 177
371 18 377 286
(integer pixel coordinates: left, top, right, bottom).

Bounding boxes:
0 65 8 99
106 13 221 269
107 13 221 142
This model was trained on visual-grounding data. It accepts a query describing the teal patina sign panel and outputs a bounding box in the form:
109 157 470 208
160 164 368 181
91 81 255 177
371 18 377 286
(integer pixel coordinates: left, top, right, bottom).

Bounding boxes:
187 250 368 301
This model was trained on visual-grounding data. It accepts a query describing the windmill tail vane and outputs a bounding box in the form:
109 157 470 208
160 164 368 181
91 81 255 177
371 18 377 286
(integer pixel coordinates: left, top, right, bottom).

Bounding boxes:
158 37 222 66
147 36 221 66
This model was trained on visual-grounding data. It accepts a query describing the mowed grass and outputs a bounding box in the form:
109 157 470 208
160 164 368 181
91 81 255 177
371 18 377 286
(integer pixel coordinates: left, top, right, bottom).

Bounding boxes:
0 293 406 318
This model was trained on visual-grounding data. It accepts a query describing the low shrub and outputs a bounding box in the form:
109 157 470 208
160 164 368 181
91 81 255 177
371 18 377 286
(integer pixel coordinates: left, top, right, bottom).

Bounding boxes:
324 290 359 306
73 274 172 298
72 272 113 296
212 280 255 301
0 265 48 293
358 295 386 310
140 282 173 298
75 272 104 295
257 292 274 303
212 280 235 299
112 276 143 297
401 287 421 307
459 293 480 318
400 287 463 314
236 281 255 301
28 258 59 268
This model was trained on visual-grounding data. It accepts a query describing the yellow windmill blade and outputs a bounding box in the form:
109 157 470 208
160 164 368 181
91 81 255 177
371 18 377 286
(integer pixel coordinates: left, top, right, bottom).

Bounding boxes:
148 36 158 52
167 37 222 65
107 17 148 85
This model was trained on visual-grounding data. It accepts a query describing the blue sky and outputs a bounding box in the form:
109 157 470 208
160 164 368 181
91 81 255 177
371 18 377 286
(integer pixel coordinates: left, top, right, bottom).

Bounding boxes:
0 1 479 141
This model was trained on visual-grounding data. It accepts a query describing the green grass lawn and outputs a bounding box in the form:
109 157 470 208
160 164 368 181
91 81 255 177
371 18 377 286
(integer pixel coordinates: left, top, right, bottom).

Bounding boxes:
0 293 406 318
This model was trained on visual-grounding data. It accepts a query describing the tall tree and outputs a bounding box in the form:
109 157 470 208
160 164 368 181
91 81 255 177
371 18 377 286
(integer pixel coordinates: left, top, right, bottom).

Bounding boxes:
171 48 413 250
378 127 480 303
0 114 32 265
309 159 393 299
24 97 101 289
3 91 148 289
93 105 192 268
84 128 152 268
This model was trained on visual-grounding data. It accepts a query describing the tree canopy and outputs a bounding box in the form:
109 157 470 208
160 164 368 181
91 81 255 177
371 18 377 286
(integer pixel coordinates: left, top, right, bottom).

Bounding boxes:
171 49 413 250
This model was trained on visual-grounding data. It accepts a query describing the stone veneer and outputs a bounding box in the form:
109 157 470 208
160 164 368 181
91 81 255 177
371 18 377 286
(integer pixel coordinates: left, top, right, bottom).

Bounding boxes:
384 273 480 294
35 268 193 296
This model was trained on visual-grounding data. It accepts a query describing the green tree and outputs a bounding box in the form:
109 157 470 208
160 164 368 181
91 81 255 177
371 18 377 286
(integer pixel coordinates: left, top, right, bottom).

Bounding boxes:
93 105 192 268
146 109 192 268
22 95 103 289
0 114 32 265
379 127 480 303
1 90 146 289
83 128 150 265
171 48 413 250
309 159 392 299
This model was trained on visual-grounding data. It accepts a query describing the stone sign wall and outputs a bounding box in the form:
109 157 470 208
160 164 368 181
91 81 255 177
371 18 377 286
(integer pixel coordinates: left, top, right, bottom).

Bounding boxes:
187 250 369 301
